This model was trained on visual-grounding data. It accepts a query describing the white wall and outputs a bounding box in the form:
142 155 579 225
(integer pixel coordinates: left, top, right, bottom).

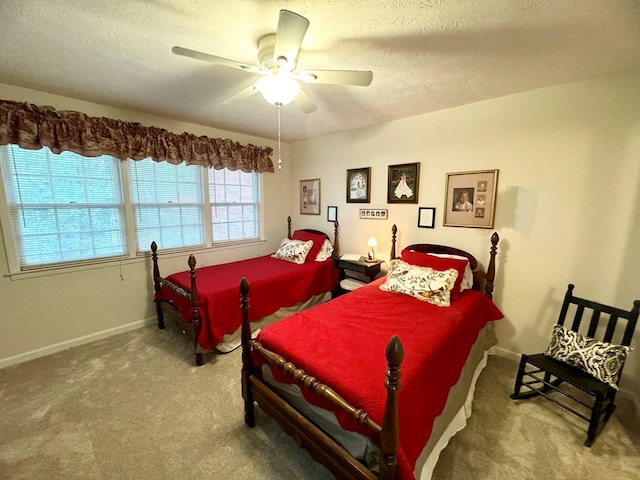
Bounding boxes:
0 83 291 366
290 69 640 406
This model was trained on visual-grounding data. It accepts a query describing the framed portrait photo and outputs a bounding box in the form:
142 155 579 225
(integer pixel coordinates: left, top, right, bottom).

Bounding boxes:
418 207 436 228
444 169 498 228
387 162 420 204
346 167 371 203
300 178 321 215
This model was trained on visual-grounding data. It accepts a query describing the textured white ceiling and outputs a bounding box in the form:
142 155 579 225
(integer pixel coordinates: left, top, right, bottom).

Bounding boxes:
1 0 639 143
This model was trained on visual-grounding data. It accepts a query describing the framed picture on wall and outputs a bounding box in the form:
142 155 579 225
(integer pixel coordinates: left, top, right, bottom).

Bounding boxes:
359 208 387 219
327 206 337 222
444 169 498 228
387 162 420 204
346 167 371 203
300 178 321 215
418 207 436 228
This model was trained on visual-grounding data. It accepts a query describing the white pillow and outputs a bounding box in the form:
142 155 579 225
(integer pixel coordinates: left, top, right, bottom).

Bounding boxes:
379 259 458 307
426 252 473 291
314 238 334 261
271 238 313 265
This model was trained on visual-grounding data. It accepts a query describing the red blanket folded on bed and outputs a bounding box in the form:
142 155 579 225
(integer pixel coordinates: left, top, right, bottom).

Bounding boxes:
155 255 338 350
256 278 503 480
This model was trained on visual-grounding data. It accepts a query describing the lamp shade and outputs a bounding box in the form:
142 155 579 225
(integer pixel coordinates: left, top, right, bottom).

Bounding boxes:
255 73 301 106
367 237 378 248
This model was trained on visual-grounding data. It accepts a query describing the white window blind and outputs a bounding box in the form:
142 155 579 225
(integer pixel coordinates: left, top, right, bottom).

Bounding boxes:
209 168 259 242
1 145 125 267
0 145 262 272
130 159 203 251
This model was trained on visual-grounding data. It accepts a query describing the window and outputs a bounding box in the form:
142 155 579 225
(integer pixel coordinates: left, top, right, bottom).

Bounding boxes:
0 145 262 271
130 160 203 251
209 168 259 242
1 145 125 268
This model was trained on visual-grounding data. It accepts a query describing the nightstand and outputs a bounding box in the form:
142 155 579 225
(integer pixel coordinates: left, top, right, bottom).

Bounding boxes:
335 258 383 296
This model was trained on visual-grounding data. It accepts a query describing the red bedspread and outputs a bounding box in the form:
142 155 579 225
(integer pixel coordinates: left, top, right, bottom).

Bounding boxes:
255 278 503 480
155 255 338 350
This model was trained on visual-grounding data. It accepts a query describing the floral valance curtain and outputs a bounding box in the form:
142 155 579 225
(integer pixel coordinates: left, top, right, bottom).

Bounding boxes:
0 100 274 173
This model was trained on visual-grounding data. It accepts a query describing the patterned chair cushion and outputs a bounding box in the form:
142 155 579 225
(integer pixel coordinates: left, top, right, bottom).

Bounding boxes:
545 323 631 389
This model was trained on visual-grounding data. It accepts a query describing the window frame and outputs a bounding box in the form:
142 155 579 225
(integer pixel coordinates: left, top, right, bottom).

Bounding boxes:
0 145 264 276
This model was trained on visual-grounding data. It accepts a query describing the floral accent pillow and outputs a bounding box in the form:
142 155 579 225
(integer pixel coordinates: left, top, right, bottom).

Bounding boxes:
271 238 313 265
314 238 334 261
379 259 458 307
545 323 631 389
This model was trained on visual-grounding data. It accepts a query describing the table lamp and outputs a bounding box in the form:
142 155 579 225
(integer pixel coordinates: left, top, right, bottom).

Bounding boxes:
367 236 378 261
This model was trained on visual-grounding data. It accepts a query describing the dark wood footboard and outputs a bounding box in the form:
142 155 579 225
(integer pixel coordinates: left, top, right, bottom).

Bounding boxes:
150 216 340 366
240 277 404 479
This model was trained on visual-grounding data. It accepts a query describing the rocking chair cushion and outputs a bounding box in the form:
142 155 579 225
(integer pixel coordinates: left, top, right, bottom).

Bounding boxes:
545 323 631 389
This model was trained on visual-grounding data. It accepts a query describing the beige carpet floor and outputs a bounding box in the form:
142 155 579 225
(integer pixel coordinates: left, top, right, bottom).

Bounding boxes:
1 326 639 479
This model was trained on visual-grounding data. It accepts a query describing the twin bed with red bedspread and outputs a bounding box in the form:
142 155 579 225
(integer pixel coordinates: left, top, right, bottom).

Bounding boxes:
151 217 340 365
239 228 502 479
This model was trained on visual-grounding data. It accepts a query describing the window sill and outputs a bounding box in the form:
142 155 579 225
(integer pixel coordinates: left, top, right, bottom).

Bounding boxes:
4 239 267 280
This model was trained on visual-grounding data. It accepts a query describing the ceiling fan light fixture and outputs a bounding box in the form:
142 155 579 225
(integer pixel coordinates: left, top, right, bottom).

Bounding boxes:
255 73 300 106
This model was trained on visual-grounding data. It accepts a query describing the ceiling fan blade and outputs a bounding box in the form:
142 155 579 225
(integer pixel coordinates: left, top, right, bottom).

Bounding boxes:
221 83 259 105
293 90 318 114
172 46 261 74
273 10 310 70
298 69 373 86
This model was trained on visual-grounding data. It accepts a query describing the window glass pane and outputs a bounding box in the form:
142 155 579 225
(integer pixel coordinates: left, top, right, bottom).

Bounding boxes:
208 168 259 243
1 145 126 267
129 159 203 251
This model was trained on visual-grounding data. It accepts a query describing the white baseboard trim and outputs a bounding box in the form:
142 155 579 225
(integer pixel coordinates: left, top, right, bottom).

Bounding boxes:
492 345 521 362
0 317 156 370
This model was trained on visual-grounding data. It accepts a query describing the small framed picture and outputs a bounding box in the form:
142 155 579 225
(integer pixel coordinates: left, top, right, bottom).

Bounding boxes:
300 178 321 215
327 205 337 222
418 207 436 228
359 208 387 219
387 162 420 204
444 169 498 228
346 167 371 203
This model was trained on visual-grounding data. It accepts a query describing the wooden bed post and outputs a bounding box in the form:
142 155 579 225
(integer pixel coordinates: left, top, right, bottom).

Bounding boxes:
187 255 203 366
390 224 398 260
239 277 256 427
150 241 165 330
333 220 340 256
484 232 499 299
379 335 404 479
287 216 292 239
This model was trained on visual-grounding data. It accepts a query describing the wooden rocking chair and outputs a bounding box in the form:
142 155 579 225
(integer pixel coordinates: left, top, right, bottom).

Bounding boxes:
510 284 639 447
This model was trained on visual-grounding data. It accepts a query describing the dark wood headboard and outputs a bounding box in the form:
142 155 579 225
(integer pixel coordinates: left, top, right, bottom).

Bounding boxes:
286 216 340 256
392 231 499 299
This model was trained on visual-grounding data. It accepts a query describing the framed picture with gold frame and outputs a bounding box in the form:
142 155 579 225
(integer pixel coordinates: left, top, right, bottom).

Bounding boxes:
444 169 498 228
300 178 321 215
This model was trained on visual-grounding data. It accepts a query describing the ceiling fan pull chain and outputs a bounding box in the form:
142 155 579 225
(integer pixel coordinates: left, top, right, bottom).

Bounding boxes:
277 105 282 171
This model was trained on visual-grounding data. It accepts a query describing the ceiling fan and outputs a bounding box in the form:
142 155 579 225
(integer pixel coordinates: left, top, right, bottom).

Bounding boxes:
171 9 373 113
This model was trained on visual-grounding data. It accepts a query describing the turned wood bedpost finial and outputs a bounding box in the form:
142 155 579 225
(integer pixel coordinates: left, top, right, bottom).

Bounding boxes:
151 241 160 291
287 216 292 239
333 220 340 256
484 232 499 299
379 335 403 480
187 254 203 366
150 241 165 330
239 277 256 427
390 224 398 260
